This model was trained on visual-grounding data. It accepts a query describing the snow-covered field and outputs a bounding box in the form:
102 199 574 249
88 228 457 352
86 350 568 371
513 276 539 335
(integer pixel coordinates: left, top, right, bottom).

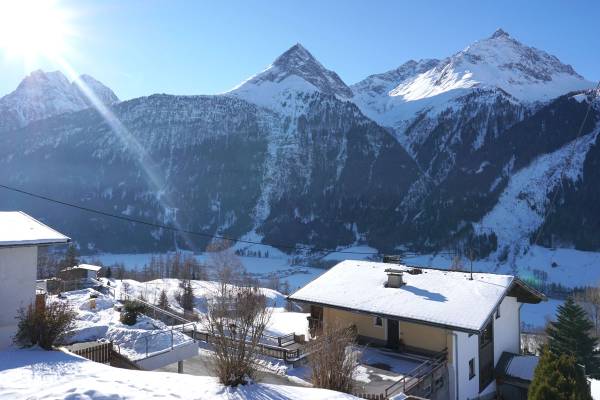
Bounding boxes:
107 278 309 340
90 251 325 291
59 288 191 360
0 348 358 400
404 245 600 289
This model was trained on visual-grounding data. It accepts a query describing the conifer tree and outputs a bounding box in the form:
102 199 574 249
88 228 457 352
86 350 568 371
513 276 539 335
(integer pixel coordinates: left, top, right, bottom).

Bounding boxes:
157 289 169 310
179 280 195 312
546 297 600 377
529 347 591 400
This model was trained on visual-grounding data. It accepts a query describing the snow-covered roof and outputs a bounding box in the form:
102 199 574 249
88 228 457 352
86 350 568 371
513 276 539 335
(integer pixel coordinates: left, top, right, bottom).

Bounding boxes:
75 264 102 272
0 211 70 247
289 260 542 332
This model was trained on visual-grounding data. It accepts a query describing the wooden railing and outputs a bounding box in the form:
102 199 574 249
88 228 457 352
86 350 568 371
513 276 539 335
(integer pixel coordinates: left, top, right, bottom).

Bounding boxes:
71 342 113 364
384 348 447 398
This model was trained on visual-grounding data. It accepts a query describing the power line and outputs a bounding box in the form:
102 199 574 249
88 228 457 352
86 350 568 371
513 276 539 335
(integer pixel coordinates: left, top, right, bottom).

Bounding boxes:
0 182 453 257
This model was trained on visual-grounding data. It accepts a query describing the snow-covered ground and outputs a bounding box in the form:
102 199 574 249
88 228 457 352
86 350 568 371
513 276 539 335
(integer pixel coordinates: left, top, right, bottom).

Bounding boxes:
0 348 358 400
59 288 191 360
107 278 309 341
404 245 600 289
592 379 600 400
90 250 325 291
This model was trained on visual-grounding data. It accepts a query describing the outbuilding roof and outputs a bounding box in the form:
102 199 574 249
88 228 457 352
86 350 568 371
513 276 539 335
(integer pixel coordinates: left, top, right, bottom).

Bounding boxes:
0 211 70 247
289 260 544 333
75 264 102 272
496 352 539 385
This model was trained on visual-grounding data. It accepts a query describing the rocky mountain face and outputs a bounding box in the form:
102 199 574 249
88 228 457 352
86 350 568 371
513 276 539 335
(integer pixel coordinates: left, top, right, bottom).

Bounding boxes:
0 31 598 257
0 70 118 132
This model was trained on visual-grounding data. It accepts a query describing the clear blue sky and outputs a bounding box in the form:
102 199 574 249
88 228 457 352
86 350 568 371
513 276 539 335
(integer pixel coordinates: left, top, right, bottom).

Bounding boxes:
1 0 598 100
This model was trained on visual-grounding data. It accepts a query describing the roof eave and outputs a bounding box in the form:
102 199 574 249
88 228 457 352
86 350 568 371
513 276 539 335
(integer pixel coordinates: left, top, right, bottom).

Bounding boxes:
509 278 546 304
288 296 480 335
0 237 71 248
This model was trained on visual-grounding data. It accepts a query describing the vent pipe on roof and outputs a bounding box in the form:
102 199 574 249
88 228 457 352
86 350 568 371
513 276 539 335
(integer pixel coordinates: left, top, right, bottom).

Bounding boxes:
385 268 405 288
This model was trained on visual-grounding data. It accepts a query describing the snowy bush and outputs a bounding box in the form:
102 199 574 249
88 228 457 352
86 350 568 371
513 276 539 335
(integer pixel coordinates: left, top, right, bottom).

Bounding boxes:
120 300 146 326
14 301 76 350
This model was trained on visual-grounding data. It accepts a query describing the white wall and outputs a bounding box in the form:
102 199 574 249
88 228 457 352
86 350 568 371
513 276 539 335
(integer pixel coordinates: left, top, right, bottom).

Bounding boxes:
0 246 38 349
135 341 198 370
449 331 480 400
493 295 520 365
448 296 521 399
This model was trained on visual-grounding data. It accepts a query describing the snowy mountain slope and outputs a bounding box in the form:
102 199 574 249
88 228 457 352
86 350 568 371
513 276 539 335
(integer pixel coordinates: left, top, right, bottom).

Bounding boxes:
0 91 421 253
474 124 600 255
228 43 353 113
351 30 593 183
0 70 119 132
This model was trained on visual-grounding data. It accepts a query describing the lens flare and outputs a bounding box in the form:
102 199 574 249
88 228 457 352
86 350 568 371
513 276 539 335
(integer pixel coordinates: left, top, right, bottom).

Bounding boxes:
0 0 75 67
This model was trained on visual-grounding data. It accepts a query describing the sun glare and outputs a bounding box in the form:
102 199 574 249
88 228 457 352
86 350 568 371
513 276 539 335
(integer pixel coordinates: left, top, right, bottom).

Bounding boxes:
0 0 73 65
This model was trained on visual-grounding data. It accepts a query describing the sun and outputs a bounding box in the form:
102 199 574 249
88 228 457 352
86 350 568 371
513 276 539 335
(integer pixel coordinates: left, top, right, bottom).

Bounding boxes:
0 0 74 65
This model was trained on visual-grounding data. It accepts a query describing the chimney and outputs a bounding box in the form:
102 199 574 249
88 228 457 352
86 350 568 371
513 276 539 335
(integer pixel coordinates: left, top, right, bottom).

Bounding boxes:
385 268 405 288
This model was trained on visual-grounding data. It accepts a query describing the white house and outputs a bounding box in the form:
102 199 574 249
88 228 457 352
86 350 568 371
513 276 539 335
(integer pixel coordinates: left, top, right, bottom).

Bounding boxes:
289 260 544 400
0 211 70 349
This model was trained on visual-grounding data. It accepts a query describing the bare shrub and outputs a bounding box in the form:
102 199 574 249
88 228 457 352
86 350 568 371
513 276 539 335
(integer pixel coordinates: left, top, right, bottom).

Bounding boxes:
204 276 272 386
309 324 358 393
14 301 76 350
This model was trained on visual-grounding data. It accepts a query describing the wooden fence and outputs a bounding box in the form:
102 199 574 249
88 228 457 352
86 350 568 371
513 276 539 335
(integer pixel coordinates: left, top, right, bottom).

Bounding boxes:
71 342 113 364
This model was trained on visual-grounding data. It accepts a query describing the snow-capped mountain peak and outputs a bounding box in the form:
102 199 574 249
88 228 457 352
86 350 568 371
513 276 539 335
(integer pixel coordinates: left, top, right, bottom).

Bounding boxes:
490 28 510 39
0 70 119 131
78 74 120 106
228 43 352 112
389 29 592 102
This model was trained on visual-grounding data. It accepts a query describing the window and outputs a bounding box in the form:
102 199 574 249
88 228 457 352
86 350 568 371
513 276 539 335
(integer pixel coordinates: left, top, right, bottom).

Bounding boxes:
374 316 383 327
469 358 476 380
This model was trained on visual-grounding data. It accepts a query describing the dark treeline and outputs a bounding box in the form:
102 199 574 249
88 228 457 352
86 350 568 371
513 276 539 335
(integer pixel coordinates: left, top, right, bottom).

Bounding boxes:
102 252 209 282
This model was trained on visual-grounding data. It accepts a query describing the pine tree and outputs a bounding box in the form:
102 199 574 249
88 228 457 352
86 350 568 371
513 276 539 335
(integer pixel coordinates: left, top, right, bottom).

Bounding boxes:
105 267 112 279
529 347 592 400
546 297 600 377
179 280 195 312
157 289 169 310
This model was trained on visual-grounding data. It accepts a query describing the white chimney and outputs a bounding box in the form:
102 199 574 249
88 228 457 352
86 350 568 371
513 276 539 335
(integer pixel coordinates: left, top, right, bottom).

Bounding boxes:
385 268 405 288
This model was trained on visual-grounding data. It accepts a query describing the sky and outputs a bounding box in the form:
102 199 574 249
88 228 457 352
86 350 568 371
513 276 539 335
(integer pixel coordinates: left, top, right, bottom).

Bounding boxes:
0 0 598 100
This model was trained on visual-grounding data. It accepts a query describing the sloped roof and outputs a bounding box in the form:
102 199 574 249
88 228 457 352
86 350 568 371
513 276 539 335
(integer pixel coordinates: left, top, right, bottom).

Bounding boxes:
76 264 102 272
289 260 544 333
496 352 539 385
0 211 70 246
